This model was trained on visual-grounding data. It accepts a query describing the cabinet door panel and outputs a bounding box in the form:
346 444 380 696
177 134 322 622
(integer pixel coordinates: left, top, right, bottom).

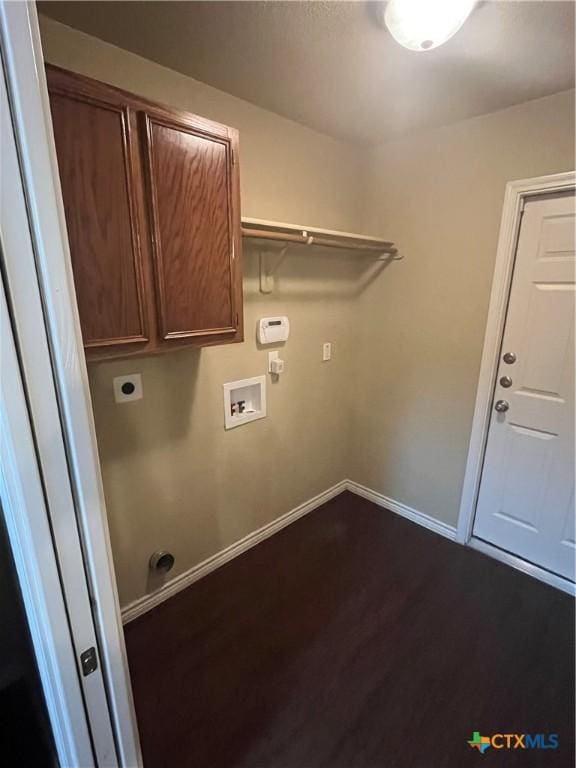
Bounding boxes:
143 115 237 340
49 90 149 349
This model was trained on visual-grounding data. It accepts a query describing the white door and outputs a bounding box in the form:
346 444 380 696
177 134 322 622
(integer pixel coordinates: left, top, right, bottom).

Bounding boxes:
473 193 575 581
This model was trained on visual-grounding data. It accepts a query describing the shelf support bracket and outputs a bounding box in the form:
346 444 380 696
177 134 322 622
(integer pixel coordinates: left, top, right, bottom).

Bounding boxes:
376 247 402 261
259 246 288 294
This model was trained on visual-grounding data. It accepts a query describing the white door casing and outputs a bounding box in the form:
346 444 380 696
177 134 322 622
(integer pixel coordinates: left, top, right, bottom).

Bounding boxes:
0 270 95 768
1 22 120 765
473 194 575 581
0 2 142 764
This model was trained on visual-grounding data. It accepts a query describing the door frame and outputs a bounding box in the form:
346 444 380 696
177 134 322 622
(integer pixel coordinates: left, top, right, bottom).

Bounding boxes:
0 1 142 763
1 272 96 767
456 170 576 595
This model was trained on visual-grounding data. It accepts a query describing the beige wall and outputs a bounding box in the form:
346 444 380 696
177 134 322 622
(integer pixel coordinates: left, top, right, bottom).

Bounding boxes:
40 16 575 607
39 17 364 230
351 89 575 526
40 16 366 607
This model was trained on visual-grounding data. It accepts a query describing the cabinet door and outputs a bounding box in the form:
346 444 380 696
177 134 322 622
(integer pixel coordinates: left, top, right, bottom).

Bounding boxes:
48 74 151 355
141 111 242 344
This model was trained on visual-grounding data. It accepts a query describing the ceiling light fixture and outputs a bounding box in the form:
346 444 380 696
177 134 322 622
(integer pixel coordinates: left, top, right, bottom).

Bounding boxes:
383 0 476 52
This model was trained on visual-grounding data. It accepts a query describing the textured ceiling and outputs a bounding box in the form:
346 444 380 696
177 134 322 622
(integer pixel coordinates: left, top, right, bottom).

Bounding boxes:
38 1 575 145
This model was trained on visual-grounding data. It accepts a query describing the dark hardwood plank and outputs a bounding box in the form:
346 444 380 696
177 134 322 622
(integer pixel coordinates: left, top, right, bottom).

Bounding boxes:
125 491 575 768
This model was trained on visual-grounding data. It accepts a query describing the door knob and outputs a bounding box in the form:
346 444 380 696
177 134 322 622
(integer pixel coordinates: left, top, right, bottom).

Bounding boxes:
494 399 509 413
502 352 516 364
499 376 513 388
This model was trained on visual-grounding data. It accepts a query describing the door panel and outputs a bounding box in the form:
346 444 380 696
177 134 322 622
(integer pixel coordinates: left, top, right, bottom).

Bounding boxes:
521 285 573 396
474 194 575 580
48 87 149 350
493 424 555 532
142 113 236 341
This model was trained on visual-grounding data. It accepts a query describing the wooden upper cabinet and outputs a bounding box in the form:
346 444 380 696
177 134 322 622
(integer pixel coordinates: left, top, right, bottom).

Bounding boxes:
142 112 239 344
46 65 243 360
48 82 150 352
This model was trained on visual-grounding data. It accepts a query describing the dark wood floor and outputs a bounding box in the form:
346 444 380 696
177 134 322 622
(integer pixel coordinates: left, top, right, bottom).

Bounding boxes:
125 492 575 768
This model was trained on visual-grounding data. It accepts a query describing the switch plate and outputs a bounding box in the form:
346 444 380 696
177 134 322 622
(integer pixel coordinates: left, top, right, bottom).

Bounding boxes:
322 343 332 361
113 373 143 403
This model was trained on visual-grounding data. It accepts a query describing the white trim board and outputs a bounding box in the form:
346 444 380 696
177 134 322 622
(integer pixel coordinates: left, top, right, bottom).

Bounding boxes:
469 538 576 597
122 475 573 623
122 480 348 623
345 481 457 541
122 473 570 625
0 271 94 767
457 171 576 545
122 480 457 623
0 3 142 763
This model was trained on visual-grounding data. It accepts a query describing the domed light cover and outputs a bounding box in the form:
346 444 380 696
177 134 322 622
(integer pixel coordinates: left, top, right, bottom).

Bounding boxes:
384 0 475 51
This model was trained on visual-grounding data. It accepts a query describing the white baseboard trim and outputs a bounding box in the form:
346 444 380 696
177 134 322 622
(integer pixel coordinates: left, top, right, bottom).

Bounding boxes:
122 478 570 624
345 480 458 541
469 537 576 596
121 479 348 624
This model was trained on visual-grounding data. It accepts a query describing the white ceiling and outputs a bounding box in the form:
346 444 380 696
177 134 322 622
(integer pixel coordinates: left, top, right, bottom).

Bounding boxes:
39 1 575 145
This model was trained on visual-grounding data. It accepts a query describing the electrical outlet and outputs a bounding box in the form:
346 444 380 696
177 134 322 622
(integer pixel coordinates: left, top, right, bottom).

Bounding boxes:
322 342 332 361
113 374 143 403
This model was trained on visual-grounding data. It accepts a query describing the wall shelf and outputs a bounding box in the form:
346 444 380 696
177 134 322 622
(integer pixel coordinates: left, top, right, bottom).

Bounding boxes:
242 217 400 293
242 217 399 257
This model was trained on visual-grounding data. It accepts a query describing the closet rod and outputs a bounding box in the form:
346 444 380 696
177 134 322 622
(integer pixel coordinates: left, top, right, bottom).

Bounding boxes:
242 227 398 256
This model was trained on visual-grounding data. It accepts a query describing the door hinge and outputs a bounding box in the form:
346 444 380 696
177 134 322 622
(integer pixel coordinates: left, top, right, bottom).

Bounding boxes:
235 312 239 327
231 148 236 166
80 647 98 677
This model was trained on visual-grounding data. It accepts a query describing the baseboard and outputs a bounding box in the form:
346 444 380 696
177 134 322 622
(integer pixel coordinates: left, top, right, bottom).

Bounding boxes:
121 477 568 624
121 479 348 624
122 479 458 623
469 537 576 596
345 480 457 541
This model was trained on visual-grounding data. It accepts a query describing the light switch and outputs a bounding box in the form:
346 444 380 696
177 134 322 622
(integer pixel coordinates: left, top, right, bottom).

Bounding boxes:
322 343 332 361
